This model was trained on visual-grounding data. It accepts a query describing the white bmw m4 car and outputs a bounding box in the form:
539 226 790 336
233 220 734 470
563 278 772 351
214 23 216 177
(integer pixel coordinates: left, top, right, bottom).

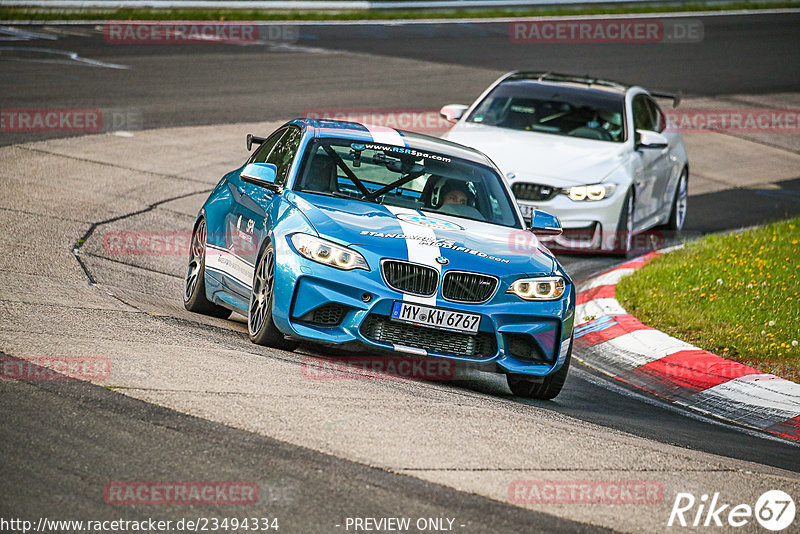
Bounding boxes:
440 71 689 254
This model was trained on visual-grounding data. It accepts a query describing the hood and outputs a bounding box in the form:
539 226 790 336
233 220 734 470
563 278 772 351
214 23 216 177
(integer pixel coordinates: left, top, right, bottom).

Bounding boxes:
444 123 628 186
289 192 556 276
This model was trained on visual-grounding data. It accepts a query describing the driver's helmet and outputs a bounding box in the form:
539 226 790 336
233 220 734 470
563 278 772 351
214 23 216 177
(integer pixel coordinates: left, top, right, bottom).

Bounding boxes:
431 178 474 208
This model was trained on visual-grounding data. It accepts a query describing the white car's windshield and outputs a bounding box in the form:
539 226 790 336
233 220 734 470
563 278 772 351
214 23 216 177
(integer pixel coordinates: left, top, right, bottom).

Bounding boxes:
295 138 521 228
467 82 626 143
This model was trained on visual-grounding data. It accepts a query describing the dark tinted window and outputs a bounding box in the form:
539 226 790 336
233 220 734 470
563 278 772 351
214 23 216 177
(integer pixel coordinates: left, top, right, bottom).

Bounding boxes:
632 95 656 131
267 127 302 186
249 128 286 164
296 138 521 228
466 81 626 142
646 97 666 133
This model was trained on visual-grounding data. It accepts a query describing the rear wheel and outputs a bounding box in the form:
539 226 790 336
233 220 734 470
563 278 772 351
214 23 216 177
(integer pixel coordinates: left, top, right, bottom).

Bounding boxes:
184 219 232 319
506 339 572 400
248 241 298 351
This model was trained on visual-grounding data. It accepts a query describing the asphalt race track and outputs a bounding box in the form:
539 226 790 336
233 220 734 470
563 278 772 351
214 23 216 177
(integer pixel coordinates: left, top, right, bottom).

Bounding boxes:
1 11 799 533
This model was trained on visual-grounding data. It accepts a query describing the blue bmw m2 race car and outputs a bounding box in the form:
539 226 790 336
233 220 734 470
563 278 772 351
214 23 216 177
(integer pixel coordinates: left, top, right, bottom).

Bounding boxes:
184 119 575 398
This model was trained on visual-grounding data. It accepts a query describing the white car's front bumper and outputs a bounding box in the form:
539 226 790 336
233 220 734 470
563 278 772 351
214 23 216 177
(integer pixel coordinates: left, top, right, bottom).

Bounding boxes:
516 187 628 252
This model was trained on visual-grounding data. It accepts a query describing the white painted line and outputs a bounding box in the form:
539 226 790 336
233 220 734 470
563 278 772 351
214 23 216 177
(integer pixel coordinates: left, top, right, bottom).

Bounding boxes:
364 124 405 147
657 243 686 254
685 374 800 429
385 206 441 307
0 24 57 40
607 329 697 359
575 297 626 324
583 329 695 373
580 268 635 291
570 365 800 447
0 46 128 69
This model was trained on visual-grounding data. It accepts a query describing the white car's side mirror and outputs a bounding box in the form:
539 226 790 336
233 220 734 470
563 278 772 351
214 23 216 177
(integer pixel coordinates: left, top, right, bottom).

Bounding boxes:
439 104 469 124
635 129 669 149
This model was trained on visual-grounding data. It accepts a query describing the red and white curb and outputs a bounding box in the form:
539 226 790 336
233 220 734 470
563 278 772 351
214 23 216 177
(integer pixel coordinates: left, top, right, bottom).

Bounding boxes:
573 247 800 442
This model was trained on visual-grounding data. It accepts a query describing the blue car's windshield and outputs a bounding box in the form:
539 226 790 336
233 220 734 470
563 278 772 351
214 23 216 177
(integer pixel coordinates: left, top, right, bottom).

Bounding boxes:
294 138 521 228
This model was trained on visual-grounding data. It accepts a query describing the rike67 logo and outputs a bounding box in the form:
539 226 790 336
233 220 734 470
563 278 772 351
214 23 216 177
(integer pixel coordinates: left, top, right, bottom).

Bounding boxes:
668 490 795 531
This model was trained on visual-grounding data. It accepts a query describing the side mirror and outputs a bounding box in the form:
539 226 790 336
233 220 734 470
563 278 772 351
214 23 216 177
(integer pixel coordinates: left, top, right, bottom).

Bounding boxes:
529 209 562 236
635 129 668 149
439 104 469 124
241 163 279 191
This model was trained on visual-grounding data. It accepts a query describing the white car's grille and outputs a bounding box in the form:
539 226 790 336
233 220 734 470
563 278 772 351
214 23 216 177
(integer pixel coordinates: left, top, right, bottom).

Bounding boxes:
512 183 559 201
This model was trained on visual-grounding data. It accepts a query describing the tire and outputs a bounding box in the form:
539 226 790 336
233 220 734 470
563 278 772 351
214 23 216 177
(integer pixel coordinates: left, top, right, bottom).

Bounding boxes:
184 218 232 319
612 188 635 256
248 241 298 351
664 168 688 232
506 338 572 400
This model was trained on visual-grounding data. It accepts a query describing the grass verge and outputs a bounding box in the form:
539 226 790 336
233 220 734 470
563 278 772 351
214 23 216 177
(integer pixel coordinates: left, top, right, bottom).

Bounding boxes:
616 217 799 382
1 1 799 21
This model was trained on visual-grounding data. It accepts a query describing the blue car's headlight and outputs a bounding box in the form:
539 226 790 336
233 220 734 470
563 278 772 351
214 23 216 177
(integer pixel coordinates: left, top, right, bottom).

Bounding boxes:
290 233 369 271
507 276 566 301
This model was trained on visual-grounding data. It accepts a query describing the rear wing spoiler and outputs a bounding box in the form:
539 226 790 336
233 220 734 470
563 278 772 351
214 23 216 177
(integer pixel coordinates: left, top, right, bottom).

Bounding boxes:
246 134 266 151
650 91 681 108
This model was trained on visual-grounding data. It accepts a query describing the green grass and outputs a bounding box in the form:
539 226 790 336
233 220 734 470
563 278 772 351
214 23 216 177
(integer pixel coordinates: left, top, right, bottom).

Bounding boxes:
616 217 800 382
1 1 798 21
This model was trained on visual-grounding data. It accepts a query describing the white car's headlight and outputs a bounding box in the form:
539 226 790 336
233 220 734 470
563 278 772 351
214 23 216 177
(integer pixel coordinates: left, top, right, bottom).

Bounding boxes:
290 233 369 271
566 183 616 201
507 276 566 301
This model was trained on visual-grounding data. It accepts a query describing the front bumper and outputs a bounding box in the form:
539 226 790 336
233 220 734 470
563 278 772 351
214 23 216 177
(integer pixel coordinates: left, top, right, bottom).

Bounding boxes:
271 236 575 378
518 187 627 252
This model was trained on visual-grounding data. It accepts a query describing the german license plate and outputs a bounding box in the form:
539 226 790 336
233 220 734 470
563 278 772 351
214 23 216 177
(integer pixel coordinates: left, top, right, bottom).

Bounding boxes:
391 301 481 334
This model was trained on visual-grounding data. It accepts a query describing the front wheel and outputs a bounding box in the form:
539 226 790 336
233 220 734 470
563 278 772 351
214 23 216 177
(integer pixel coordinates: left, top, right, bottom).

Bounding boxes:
506 339 572 400
664 169 688 231
248 241 298 351
612 189 634 256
